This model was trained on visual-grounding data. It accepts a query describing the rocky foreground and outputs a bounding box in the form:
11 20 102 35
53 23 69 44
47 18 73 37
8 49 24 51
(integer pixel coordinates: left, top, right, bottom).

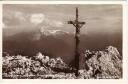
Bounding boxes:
2 46 122 79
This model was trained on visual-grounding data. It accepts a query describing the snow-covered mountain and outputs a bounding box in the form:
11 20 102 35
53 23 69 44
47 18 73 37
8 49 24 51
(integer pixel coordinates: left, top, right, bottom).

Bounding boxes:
3 27 122 64
40 29 69 36
3 28 75 63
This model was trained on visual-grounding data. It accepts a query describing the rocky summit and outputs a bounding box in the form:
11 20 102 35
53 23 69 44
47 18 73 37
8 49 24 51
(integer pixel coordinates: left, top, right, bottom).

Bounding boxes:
2 46 122 79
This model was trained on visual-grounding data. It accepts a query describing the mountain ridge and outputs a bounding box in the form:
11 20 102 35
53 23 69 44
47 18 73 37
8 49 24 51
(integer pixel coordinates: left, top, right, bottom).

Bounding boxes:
3 28 122 63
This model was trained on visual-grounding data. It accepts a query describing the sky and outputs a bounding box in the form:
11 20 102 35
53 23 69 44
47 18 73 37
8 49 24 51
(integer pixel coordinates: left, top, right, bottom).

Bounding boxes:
3 4 122 35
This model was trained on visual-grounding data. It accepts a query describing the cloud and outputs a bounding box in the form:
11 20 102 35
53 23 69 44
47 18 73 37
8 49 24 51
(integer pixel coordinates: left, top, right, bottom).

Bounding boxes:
30 14 45 25
3 10 28 28
45 19 64 27
14 11 25 21
52 20 63 27
30 13 63 28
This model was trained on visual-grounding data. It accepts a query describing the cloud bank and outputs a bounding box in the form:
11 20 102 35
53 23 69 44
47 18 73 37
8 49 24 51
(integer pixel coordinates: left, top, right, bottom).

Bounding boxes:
3 4 122 35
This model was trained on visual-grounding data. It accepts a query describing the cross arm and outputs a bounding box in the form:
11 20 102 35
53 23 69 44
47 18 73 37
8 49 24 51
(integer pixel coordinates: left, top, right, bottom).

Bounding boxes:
79 22 86 28
68 21 77 27
78 22 85 24
68 21 73 24
68 20 86 28
68 20 85 24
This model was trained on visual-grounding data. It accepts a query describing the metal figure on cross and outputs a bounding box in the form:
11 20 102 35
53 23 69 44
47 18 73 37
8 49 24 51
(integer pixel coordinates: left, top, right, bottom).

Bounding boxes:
68 7 85 76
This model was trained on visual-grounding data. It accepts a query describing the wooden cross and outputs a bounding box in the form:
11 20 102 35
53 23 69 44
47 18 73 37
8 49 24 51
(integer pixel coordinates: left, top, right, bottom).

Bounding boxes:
68 7 85 76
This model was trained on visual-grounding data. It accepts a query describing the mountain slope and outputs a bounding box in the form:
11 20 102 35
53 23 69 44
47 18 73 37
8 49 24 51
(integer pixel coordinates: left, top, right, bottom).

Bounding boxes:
3 28 122 63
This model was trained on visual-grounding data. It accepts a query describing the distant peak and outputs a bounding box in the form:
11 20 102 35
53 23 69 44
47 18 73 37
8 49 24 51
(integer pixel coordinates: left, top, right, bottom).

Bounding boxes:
40 29 69 36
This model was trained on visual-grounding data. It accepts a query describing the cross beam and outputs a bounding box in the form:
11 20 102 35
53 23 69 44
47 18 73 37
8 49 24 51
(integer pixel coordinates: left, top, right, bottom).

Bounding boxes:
68 7 85 77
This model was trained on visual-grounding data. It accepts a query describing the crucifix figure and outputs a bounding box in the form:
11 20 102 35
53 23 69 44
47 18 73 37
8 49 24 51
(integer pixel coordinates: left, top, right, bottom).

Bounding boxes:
68 7 85 76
